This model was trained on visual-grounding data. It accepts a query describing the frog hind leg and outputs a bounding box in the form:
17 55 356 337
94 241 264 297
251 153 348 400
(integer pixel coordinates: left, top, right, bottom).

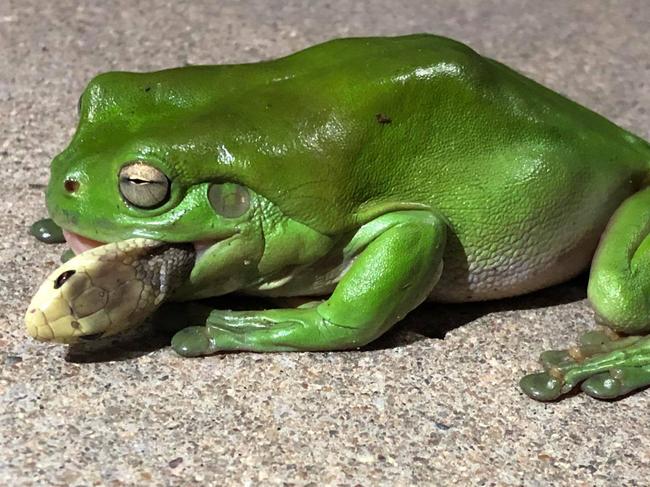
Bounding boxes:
171 210 446 356
520 186 650 400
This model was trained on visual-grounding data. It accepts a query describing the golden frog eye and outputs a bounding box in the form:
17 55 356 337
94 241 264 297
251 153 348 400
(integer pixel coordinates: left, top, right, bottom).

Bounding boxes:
208 183 250 218
118 162 170 209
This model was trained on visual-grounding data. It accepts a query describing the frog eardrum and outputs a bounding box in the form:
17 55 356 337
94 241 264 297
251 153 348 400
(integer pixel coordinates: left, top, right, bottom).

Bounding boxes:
208 183 250 218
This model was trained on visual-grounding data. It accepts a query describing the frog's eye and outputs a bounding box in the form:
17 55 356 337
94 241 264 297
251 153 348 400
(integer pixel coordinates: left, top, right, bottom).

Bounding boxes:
118 162 170 209
208 183 250 218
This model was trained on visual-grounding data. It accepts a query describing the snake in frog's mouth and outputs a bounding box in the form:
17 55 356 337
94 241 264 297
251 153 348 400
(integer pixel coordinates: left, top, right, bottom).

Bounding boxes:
25 235 197 343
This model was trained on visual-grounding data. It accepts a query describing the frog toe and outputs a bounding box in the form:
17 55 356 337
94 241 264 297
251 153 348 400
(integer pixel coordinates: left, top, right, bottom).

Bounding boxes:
171 326 213 357
538 329 628 372
540 349 577 371
581 366 650 399
519 371 564 401
581 371 625 399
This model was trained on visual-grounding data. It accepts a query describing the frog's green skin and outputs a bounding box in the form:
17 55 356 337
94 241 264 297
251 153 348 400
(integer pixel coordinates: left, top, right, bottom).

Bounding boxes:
44 34 650 400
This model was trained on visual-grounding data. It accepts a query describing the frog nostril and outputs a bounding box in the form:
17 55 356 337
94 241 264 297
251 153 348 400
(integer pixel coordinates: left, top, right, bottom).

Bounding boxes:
64 179 79 193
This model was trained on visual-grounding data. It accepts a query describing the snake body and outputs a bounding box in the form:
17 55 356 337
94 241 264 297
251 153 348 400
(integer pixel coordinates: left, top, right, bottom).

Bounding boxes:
25 238 195 343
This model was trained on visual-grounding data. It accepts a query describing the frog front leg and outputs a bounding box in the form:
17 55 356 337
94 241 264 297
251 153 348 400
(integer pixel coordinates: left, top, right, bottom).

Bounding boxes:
171 210 446 355
521 187 650 400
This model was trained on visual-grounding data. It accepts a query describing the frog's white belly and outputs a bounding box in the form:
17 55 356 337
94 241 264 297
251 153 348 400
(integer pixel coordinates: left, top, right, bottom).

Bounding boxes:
422 160 636 303
428 223 602 302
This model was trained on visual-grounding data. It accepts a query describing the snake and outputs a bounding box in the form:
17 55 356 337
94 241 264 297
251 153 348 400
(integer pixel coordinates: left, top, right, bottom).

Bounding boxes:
25 239 195 343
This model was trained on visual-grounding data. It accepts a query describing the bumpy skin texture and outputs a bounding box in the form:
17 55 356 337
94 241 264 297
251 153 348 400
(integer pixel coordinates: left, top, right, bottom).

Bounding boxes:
40 34 650 400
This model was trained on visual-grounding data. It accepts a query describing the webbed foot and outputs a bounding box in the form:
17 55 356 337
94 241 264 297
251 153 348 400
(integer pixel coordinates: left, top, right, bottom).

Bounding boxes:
520 328 650 400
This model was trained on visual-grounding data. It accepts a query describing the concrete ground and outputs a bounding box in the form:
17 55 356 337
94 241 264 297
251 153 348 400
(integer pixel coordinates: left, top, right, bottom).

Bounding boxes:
1 0 649 485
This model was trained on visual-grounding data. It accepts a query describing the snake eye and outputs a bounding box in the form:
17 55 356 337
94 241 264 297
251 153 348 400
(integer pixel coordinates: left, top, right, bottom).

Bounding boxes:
208 183 250 218
119 162 170 209
54 270 76 289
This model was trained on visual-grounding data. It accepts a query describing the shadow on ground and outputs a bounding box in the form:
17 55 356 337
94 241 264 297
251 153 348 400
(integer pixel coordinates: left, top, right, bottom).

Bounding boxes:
373 273 589 348
65 273 589 363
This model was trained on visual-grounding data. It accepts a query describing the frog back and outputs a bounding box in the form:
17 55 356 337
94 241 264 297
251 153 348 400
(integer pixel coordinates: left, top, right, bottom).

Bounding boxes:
78 34 650 240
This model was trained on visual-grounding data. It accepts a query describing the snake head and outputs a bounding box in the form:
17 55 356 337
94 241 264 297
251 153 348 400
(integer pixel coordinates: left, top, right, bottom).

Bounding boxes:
25 238 194 343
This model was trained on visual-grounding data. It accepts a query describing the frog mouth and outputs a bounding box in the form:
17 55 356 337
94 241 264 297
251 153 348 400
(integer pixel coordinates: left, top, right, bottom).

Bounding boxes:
63 230 104 254
64 230 218 261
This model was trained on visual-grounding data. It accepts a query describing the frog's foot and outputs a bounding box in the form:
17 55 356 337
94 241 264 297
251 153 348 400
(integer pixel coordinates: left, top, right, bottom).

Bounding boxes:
520 329 650 400
523 186 650 401
171 308 338 356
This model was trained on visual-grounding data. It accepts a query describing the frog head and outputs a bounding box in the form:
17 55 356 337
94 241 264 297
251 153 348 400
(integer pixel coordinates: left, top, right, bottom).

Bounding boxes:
47 69 338 300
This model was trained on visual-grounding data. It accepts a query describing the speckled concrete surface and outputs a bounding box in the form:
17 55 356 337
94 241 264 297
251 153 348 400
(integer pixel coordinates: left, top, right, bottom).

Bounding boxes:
1 1 649 485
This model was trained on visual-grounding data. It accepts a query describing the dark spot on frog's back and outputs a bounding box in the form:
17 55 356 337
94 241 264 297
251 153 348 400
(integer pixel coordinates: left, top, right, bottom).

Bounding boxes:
144 86 151 92
54 270 76 289
376 113 392 124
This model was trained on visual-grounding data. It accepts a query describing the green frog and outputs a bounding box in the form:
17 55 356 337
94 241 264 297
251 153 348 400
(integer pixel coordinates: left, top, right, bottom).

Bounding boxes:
26 34 650 401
